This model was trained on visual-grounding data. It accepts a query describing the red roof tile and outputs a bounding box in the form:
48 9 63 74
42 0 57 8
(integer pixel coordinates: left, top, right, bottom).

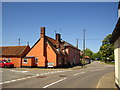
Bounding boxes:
46 36 67 55
46 36 58 45
0 45 30 57
84 56 90 58
46 36 80 56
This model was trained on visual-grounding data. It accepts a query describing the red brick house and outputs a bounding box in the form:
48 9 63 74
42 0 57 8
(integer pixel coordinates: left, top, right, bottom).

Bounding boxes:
23 27 80 68
0 27 81 68
0 45 30 67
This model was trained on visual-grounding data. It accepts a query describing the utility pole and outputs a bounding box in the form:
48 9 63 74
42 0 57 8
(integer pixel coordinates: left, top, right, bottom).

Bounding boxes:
83 29 85 65
27 42 29 46
76 38 78 48
60 28 61 34
18 38 20 46
55 30 56 34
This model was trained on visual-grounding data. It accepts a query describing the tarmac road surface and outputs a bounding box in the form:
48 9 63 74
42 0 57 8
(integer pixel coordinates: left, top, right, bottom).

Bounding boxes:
1 61 115 88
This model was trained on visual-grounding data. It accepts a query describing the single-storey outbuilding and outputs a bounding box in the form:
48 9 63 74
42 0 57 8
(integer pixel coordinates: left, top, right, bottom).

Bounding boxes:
0 45 30 67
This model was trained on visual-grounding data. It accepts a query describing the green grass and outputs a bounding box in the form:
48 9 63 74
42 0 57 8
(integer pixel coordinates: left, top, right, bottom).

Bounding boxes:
105 62 115 65
98 60 115 65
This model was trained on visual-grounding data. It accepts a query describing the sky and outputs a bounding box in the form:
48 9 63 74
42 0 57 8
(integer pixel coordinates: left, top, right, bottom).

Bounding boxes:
2 2 118 53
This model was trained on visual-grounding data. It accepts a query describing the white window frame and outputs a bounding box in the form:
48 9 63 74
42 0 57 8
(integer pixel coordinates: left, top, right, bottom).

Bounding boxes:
35 57 38 64
8 58 11 62
23 58 28 64
4 58 6 60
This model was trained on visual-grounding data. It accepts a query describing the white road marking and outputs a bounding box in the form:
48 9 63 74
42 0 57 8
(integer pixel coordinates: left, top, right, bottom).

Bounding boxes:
22 78 26 80
43 78 67 88
36 74 39 76
4 81 11 84
21 71 28 73
91 69 104 72
0 76 31 85
17 78 23 81
73 72 85 76
0 70 72 85
0 83 3 84
26 76 32 79
44 73 49 74
10 80 17 82
40 73 44 75
26 76 31 78
80 72 85 74
9 70 28 73
96 73 110 88
96 77 102 88
31 76 36 78
0 77 30 85
73 73 80 76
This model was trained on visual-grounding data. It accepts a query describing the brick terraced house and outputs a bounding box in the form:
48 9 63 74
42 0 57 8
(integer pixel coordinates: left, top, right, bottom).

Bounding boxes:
0 45 30 67
23 27 80 68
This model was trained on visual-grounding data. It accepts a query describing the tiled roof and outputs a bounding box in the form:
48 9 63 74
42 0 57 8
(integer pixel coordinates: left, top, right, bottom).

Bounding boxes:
84 56 90 58
64 41 80 50
0 46 29 57
46 36 79 55
46 36 58 45
46 36 67 55
46 36 79 50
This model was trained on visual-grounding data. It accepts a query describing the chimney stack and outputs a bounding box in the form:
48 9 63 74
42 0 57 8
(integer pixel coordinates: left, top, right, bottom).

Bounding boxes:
40 27 45 38
56 33 61 43
76 38 78 48
40 27 46 57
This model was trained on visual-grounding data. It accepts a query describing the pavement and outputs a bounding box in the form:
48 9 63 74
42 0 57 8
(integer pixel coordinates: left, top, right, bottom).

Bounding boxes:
97 71 115 88
86 61 116 88
95 62 115 88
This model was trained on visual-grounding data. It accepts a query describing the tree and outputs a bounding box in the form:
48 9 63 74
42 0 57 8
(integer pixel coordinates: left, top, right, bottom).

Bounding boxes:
93 52 102 60
82 48 94 59
99 34 114 62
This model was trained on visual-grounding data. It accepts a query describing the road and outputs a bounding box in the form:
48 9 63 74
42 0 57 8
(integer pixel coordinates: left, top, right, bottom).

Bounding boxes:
1 61 114 88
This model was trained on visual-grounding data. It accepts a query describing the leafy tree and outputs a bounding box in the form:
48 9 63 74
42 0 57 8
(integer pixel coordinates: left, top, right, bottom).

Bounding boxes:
93 52 102 60
99 34 114 62
82 48 94 59
90 51 103 60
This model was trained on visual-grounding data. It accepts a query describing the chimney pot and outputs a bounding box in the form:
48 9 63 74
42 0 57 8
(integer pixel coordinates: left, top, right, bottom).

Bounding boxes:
40 27 45 38
56 33 61 43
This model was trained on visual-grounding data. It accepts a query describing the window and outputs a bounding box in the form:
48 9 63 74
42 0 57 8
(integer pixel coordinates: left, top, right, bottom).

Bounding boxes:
0 61 3 63
4 58 6 60
8 58 11 62
57 48 60 52
35 57 38 64
23 58 28 64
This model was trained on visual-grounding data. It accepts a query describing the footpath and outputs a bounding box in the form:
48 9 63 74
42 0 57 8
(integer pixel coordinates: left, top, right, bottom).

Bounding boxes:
97 70 116 88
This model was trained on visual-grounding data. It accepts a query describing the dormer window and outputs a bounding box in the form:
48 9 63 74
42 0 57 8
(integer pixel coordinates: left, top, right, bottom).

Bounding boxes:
56 48 60 52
